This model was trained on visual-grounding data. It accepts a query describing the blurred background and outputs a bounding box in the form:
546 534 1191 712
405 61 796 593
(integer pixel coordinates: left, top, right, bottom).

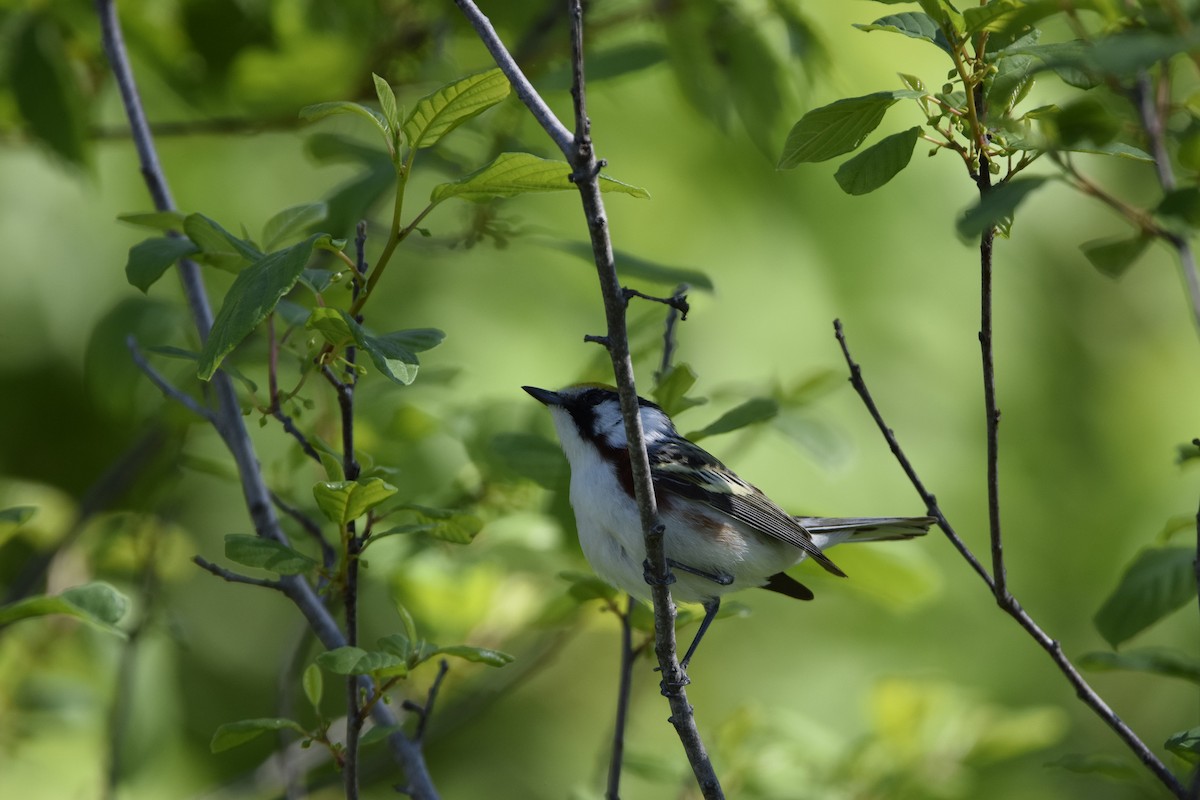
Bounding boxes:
1 1 1198 798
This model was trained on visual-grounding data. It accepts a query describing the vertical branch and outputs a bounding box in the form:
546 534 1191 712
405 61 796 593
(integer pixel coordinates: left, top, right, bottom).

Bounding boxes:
95 2 438 796
606 596 636 800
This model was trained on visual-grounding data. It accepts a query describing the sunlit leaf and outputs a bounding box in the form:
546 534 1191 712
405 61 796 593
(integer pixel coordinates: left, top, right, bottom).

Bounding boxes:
125 237 201 293
312 478 398 527
373 73 400 136
211 718 305 753
302 663 323 710
316 646 408 676
834 126 921 195
198 234 328 380
183 214 262 273
687 398 779 441
1093 547 1196 648
779 90 922 167
854 12 952 55
431 153 650 203
403 69 511 150
224 534 318 576
0 582 128 636
435 645 515 667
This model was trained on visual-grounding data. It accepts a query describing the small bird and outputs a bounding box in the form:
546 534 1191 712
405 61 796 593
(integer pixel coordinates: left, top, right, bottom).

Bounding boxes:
524 383 933 671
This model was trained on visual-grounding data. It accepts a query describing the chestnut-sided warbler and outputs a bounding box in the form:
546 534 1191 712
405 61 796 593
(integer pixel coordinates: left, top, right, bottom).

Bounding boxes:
524 384 933 669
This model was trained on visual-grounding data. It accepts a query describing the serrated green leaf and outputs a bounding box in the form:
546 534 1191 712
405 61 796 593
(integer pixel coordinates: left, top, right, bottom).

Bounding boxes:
125 237 201 293
118 211 187 232
198 234 327 380
1080 234 1152 279
403 69 511 150
210 718 305 753
302 663 323 710
1167 728 1200 763
778 90 923 167
1078 647 1200 684
372 73 400 135
300 101 389 140
834 126 921 195
183 214 262 273
435 645 515 667
262 203 329 250
224 534 318 576
11 13 88 167
687 398 780 442
431 153 650 203
653 363 706 416
854 13 952 55
312 478 398 527
1094 547 1196 648
956 177 1049 239
549 240 713 291
316 646 408 676
0 582 129 636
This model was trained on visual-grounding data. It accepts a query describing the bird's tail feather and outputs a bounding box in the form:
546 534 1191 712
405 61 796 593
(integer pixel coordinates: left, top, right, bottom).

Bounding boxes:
797 516 935 544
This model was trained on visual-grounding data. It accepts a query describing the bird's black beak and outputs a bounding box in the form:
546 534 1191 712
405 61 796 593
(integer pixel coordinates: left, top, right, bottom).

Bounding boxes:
522 385 562 406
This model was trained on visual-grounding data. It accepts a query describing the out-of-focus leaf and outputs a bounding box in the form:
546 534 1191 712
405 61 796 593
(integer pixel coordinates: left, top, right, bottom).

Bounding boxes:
653 363 706 416
0 506 36 543
305 134 396 240
11 13 88 167
435 645 515 667
834 126 921 195
956 177 1049 239
1093 547 1196 648
0 582 128 636
1052 97 1119 147
183 214 262 273
1177 439 1200 464
316 646 408 677
262 203 328 250
539 42 667 90
1167 728 1200 763
1066 142 1153 162
302 663 323 710
125 237 201 293
490 433 566 488
210 718 305 753
223 534 318 576
300 101 389 140
1044 753 1140 781
403 69 511 150
687 398 780 441
118 211 188 232
549 240 713 291
988 52 1035 113
401 505 483 544
779 90 922 167
561 571 620 603
198 234 328 380
1080 234 1152 279
312 478 398 527
431 153 649 203
854 13 952 55
1157 187 1200 228
1078 647 1200 684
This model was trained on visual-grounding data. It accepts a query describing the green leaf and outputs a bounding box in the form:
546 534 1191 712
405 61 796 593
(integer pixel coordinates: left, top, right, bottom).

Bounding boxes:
403 68 511 150
262 203 329 250
316 646 408 677
987 53 1036 114
305 306 356 348
653 363 706 416
1044 753 1140 781
0 506 36 541
834 126 921 195
1080 234 1152 279
198 234 327 380
548 240 714 291
396 602 418 644
183 214 262 273
210 718 305 753
118 211 187 232
1078 647 1200 684
300 101 389 141
1067 142 1153 162
955 177 1049 239
490 433 567 488
302 663 323 710
0 582 128 636
1178 440 1200 465
125 237 201 293
11 13 88 167
1166 728 1200 764
435 645 515 667
962 0 1024 33
561 570 620 603
377 633 437 668
357 331 425 385
853 13 952 55
372 73 400 136
312 478 398 527
1094 547 1197 648
778 90 922 167
539 42 668 91
402 505 484 544
1053 97 1119 147
223 534 318 576
1157 188 1200 228
686 398 780 442
431 153 650 203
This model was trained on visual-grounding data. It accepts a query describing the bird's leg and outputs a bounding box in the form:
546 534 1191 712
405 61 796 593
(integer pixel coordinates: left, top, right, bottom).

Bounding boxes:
680 598 720 671
666 559 734 586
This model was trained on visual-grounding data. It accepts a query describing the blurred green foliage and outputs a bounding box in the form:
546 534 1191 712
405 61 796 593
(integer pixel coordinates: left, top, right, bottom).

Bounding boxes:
1 0 1199 798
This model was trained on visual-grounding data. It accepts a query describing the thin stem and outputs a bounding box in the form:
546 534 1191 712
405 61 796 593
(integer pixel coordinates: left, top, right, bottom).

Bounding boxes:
96 2 438 794
606 595 637 800
657 285 688 381
833 319 1188 799
194 556 285 590
127 337 216 423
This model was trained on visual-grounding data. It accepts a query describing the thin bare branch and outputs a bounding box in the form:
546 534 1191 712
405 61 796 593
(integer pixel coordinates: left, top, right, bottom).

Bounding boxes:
194 556 284 590
126 337 216 423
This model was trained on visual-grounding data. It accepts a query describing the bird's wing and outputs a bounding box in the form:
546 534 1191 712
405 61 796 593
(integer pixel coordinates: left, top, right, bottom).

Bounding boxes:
649 440 846 578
